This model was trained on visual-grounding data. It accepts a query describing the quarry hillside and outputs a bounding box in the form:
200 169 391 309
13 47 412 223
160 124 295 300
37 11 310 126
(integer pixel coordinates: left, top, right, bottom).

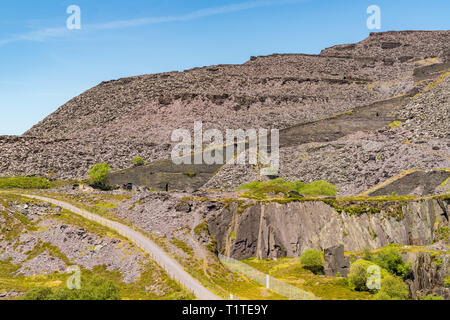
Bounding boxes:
0 30 449 196
1 30 449 301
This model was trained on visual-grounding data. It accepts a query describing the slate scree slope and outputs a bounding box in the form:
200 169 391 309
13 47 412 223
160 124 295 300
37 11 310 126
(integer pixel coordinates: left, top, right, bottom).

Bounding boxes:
0 31 449 196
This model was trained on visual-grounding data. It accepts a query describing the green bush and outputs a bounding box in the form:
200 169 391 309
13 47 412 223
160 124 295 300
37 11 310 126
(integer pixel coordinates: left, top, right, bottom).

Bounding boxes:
23 277 121 300
373 245 411 278
236 178 337 197
348 260 388 292
0 176 52 189
88 163 110 189
300 249 324 274
131 157 145 167
374 275 409 300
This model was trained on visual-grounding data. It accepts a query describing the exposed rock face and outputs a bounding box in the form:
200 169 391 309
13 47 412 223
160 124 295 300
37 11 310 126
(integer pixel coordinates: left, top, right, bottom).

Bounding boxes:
405 251 449 300
324 245 350 278
208 199 449 259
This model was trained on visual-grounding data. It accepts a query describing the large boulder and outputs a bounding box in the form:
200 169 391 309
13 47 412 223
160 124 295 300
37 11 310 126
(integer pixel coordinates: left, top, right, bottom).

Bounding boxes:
175 200 191 213
323 244 350 278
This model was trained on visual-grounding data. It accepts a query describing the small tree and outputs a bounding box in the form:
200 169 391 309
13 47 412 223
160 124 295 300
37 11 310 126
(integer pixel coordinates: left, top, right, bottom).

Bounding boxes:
131 157 145 167
300 249 324 274
88 163 110 189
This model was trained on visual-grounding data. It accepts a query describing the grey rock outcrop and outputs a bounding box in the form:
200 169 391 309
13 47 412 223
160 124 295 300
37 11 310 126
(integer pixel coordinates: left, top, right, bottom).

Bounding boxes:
208 198 449 259
405 251 449 300
324 245 350 278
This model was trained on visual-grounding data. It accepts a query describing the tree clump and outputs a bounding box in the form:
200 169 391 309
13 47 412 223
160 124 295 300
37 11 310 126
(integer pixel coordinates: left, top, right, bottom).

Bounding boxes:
300 249 324 274
371 245 411 278
88 163 110 190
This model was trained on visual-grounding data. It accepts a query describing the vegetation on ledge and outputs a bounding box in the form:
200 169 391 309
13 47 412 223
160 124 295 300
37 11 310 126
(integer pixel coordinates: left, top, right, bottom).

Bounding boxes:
237 178 338 199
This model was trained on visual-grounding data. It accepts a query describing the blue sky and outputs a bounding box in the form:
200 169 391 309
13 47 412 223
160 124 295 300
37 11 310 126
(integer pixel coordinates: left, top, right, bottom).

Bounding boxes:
0 0 449 135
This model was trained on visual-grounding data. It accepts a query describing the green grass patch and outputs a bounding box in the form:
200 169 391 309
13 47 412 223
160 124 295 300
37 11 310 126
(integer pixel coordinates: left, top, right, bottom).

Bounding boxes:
0 177 53 189
242 258 372 300
95 201 118 210
25 240 71 265
194 222 208 236
237 178 337 198
388 121 402 128
170 238 194 256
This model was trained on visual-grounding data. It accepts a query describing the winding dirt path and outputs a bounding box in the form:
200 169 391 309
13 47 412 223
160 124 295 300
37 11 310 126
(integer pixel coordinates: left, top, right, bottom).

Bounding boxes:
20 194 221 300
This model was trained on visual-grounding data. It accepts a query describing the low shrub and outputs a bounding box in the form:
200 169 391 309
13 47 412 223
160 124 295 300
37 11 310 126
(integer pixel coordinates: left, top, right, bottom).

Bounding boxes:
131 157 145 167
300 249 324 274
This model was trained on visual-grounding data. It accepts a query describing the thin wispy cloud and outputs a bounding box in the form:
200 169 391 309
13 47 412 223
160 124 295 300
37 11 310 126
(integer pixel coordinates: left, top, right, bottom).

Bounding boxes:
0 0 308 45
0 27 70 45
